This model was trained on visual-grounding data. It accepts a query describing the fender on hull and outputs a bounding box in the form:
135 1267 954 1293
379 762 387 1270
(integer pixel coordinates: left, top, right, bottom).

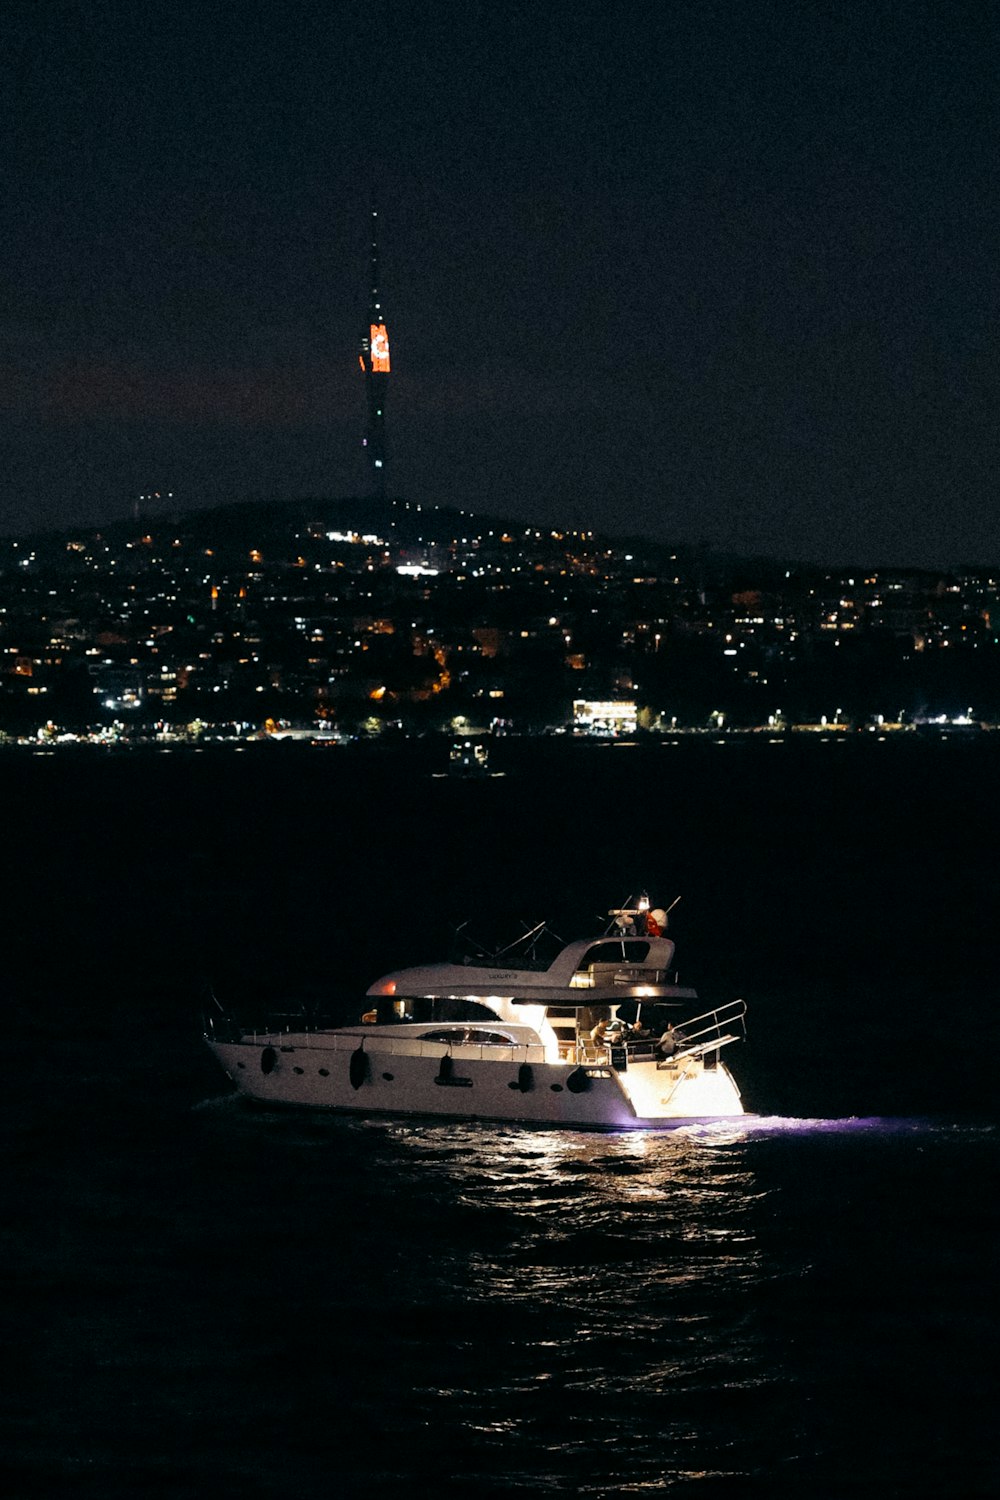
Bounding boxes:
231 1096 749 1132
206 1039 744 1128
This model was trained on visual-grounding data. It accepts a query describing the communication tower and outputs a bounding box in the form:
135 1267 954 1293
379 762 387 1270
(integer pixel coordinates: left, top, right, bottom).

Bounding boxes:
359 204 390 499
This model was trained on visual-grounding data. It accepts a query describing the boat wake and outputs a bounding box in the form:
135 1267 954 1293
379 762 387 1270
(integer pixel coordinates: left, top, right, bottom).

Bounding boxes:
676 1114 998 1139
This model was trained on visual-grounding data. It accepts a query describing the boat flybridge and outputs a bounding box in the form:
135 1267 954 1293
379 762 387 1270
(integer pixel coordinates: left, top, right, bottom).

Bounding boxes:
204 895 747 1129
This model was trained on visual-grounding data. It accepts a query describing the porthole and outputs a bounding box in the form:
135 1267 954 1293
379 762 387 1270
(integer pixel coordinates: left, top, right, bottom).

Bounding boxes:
382 1072 394 1081
318 1068 330 1077
236 1061 246 1070
293 1066 304 1074
550 1083 564 1092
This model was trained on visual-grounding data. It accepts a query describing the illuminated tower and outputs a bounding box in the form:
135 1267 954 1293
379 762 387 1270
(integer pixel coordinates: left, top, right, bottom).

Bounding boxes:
359 204 390 499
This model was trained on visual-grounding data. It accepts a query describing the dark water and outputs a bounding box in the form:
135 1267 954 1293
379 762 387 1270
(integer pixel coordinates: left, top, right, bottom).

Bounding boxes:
3 740 998 1497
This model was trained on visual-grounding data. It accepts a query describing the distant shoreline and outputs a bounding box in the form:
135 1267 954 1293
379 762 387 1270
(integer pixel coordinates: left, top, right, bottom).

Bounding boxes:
6 723 1000 755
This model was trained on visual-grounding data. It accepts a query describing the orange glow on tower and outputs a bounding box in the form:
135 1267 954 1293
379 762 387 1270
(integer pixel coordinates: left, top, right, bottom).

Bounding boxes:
369 323 390 372
360 202 390 497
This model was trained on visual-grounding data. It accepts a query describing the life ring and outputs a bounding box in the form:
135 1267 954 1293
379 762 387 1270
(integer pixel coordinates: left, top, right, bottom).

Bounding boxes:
260 1046 277 1075
349 1045 369 1090
566 1066 590 1094
517 1062 534 1093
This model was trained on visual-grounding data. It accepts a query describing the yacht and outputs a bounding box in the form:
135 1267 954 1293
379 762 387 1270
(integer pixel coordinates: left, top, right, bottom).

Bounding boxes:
448 737 490 776
203 896 747 1128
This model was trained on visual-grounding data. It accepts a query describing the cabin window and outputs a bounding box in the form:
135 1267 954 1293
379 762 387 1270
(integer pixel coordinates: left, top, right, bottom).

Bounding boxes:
399 997 499 1023
418 1028 516 1047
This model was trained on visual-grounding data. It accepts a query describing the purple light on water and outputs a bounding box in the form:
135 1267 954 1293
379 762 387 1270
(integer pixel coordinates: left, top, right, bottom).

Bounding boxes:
708 1115 961 1137
668 1115 953 1141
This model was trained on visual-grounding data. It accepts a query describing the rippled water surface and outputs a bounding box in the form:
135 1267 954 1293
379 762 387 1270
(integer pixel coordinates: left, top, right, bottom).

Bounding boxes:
4 742 999 1496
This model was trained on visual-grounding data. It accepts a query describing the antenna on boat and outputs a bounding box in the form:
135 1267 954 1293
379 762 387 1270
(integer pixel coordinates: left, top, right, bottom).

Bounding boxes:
493 919 548 959
605 892 682 935
204 981 226 1014
450 919 492 961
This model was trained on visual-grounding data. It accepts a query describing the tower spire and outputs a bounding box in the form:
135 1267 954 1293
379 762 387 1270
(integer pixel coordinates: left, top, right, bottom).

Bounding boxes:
359 199 390 500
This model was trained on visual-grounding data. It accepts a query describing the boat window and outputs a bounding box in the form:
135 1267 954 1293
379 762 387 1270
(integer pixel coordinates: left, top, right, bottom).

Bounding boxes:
578 940 651 969
433 998 498 1022
418 1028 516 1047
399 998 499 1023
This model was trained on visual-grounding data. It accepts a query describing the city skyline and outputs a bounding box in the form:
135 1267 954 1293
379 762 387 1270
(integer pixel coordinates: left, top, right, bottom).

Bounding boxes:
3 489 999 746
4 1 998 569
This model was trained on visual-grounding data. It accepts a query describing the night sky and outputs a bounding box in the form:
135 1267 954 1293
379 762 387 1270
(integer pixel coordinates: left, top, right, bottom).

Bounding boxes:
4 0 998 566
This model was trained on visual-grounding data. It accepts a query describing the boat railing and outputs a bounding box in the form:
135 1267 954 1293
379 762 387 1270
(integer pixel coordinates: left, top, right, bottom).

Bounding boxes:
229 1030 549 1064
661 997 747 1064
375 1038 547 1064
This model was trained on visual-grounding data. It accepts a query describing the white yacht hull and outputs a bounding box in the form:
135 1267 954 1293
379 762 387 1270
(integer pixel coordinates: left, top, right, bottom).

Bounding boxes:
205 1031 744 1129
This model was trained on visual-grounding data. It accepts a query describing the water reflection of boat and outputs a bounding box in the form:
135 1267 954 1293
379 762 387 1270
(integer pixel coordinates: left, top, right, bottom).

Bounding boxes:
204 895 747 1128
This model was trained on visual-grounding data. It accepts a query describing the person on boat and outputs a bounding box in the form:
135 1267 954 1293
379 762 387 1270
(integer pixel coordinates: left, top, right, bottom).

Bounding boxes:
607 1015 644 1046
656 1023 685 1059
589 1019 610 1051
